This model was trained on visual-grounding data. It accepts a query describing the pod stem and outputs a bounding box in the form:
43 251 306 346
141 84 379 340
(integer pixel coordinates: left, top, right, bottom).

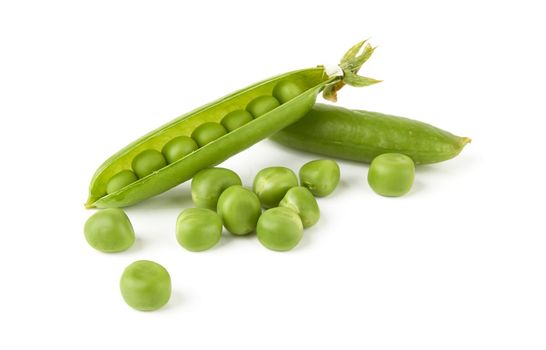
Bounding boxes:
322 40 382 102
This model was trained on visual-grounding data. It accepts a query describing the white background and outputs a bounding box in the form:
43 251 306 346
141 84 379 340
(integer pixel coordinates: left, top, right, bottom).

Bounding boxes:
1 0 545 349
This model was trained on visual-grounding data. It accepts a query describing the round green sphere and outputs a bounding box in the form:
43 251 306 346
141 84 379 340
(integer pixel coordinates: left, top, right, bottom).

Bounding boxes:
191 122 227 147
84 208 135 252
246 95 280 118
253 166 299 208
191 167 242 210
221 109 253 131
367 153 415 197
162 136 198 163
279 186 320 228
299 159 340 197
176 208 222 252
272 80 305 104
257 207 304 251
106 169 138 194
217 185 262 235
131 149 167 178
120 260 171 311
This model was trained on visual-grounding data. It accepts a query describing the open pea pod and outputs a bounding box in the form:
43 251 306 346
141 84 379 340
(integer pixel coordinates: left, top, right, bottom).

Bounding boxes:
85 41 379 208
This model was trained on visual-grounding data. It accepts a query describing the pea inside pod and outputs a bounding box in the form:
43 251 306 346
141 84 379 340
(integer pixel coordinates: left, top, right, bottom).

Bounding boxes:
86 41 379 208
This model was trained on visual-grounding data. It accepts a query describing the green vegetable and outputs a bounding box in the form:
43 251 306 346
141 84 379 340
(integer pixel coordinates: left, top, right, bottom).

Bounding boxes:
367 153 415 197
272 80 305 104
253 166 299 208
85 40 379 208
120 260 171 311
162 136 198 164
191 167 242 210
271 104 470 165
176 208 222 251
83 208 135 252
221 110 253 131
106 170 138 195
257 207 304 251
191 122 227 147
131 149 167 178
246 95 280 117
279 186 320 228
217 185 261 235
299 159 340 197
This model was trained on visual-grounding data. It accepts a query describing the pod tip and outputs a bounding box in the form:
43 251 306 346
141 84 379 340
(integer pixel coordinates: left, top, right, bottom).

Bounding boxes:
462 137 472 145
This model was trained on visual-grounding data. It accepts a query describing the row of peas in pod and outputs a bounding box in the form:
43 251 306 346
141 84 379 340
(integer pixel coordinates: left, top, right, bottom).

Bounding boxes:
105 80 305 196
177 159 340 252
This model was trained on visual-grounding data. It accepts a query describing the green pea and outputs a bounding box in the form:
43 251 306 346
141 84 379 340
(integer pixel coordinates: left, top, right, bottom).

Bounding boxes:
84 208 135 252
120 260 171 311
279 186 320 228
272 80 305 104
176 208 222 252
257 207 303 251
299 159 341 197
253 166 299 208
221 110 253 131
367 153 415 197
162 136 198 163
191 167 242 210
246 95 280 117
131 149 167 178
217 185 261 235
106 169 138 194
191 122 227 147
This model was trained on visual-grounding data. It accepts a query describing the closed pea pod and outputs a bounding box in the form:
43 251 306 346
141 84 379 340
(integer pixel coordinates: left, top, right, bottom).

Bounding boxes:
86 41 379 208
253 166 298 208
271 104 470 165
299 159 340 197
217 185 261 235
279 186 320 228
191 167 242 210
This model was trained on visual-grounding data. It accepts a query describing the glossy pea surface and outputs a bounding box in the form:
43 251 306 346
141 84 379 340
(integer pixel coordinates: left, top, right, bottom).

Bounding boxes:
273 80 305 104
257 207 303 251
246 95 280 117
299 159 340 197
106 170 138 194
162 136 198 163
176 208 222 252
253 166 299 208
132 149 167 178
221 110 253 131
84 208 135 252
191 122 227 147
217 185 261 235
279 186 320 228
120 260 171 311
191 167 242 210
367 153 415 197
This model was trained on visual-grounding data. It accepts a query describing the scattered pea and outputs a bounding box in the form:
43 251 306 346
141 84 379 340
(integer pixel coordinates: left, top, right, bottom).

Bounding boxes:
217 185 262 235
253 166 299 208
162 136 198 163
132 149 167 178
299 159 340 197
191 167 242 210
191 122 227 147
120 260 171 311
257 207 303 251
221 110 254 131
246 95 280 117
368 153 415 197
106 169 138 194
273 80 305 104
176 208 222 252
279 186 320 228
84 208 135 252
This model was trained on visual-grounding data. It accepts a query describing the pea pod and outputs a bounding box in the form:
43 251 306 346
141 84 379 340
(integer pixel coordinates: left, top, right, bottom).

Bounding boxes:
85 41 379 208
271 104 471 165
